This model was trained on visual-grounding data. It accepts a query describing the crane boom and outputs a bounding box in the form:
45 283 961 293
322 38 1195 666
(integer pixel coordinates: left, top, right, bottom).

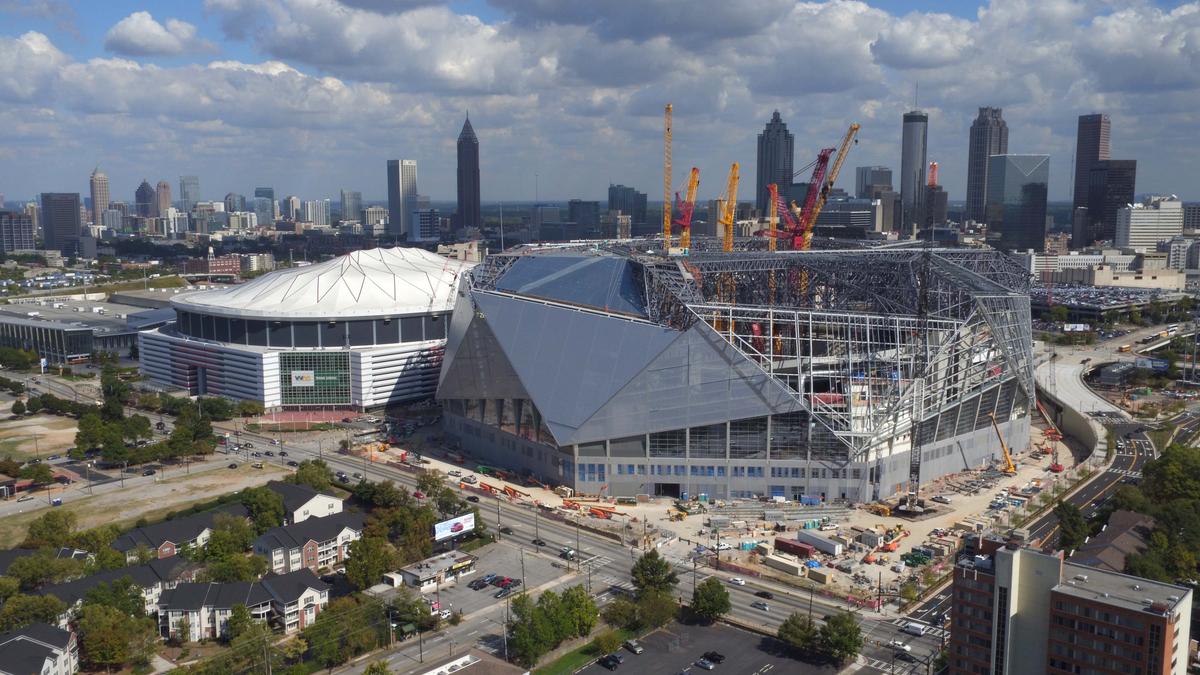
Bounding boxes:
801 123 860 250
673 167 700 253
989 413 1017 474
793 148 834 249
767 183 779 252
720 163 739 253
663 104 672 249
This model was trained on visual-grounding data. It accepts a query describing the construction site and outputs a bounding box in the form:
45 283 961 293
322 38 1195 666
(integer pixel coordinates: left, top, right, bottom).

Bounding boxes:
436 105 1036 509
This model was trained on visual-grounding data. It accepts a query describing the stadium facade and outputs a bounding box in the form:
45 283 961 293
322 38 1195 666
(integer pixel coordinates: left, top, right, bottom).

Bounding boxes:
437 244 1033 503
139 247 472 409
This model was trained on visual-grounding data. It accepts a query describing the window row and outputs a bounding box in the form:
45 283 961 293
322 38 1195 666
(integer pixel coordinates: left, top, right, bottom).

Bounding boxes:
175 311 447 348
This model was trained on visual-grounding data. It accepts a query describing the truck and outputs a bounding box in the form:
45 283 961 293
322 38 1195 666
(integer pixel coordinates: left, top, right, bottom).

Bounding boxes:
795 530 843 556
774 538 816 558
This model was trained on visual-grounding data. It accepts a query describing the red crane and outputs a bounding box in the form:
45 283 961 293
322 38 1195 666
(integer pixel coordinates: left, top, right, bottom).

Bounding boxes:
755 148 833 249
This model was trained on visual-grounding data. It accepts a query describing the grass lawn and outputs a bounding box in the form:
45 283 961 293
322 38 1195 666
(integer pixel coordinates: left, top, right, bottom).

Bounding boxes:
534 629 633 675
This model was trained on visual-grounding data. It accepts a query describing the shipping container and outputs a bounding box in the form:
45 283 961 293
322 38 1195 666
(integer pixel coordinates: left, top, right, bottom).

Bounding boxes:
796 530 844 556
775 538 816 558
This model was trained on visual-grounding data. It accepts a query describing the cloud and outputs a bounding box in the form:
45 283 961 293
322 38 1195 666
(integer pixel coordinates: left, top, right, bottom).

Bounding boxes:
103 11 216 57
871 12 974 69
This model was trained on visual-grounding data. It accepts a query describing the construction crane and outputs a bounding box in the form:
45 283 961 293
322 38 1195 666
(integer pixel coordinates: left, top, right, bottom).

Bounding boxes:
989 412 1018 475
902 244 934 512
927 161 939 187
767 183 779 253
663 103 672 251
800 122 860 251
755 149 831 249
719 162 739 253
673 167 700 253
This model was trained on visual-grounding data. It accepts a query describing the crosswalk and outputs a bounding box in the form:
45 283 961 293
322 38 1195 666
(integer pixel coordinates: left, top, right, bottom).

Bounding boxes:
887 617 948 641
858 654 918 673
1107 468 1142 479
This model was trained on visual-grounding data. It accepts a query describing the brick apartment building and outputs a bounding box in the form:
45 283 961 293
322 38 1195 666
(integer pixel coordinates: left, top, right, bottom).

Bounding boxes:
949 534 1192 675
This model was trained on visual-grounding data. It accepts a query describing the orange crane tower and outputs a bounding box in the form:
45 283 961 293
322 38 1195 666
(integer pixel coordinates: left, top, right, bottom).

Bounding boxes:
927 161 939 187
674 167 700 253
720 163 739 253
663 103 673 249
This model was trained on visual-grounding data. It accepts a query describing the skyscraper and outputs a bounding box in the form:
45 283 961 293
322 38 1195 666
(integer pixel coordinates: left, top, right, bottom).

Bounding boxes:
179 175 200 212
134 180 156 218
0 210 35 254
1116 196 1183 250
965 107 1008 222
89 167 109 226
568 200 601 227
900 110 929 235
1086 159 1137 244
340 190 362 223
855 166 892 199
756 111 794 215
155 180 171 217
224 193 245 213
283 196 301 221
985 154 1049 251
456 114 481 231
40 193 82 255
387 159 418 238
1073 113 1110 213
607 185 648 227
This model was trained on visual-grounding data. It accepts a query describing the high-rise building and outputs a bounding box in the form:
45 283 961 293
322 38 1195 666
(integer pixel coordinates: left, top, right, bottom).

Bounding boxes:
283 196 301 221
179 175 200 212
925 183 948 226
155 180 171 217
224 193 245 213
89 167 109 226
340 190 362 224
756 111 794 215
411 208 440 242
854 166 892 199
966 107 1008 222
303 199 330 227
985 154 1049 251
0 210 35 254
456 114 481 231
607 185 647 227
1086 160 1137 245
361 206 388 235
1184 203 1200 231
40 193 82 255
1073 113 1111 213
567 200 601 227
387 159 418 238
1116 196 1183 250
253 187 276 220
900 110 929 235
948 535 1191 675
134 180 156 218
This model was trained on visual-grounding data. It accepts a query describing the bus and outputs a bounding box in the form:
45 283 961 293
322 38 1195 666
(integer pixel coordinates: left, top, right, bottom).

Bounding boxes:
1118 344 1132 353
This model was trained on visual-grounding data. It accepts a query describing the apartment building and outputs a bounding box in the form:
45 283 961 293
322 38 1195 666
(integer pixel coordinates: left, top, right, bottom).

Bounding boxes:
266 481 343 525
157 569 330 640
0 623 77 675
252 512 365 575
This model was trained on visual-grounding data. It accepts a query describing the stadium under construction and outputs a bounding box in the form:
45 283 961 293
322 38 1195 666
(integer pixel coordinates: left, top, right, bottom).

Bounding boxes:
436 240 1034 504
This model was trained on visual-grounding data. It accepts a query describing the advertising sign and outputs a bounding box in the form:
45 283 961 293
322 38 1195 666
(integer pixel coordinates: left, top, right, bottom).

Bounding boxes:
1062 324 1091 333
433 513 475 541
1135 358 1171 372
290 370 315 387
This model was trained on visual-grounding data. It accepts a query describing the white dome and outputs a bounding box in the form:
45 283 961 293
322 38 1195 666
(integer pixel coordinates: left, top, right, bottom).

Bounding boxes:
172 247 473 320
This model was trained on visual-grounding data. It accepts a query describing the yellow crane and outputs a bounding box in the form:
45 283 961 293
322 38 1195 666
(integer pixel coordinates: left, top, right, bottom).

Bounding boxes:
720 162 739 253
800 122 860 250
663 104 672 249
678 167 700 252
989 413 1017 475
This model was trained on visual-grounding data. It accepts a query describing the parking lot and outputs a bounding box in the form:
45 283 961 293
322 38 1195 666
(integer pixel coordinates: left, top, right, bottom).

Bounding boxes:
579 621 836 675
422 540 570 617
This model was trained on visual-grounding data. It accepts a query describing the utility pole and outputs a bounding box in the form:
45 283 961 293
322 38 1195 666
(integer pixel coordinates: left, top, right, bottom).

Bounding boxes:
495 495 502 539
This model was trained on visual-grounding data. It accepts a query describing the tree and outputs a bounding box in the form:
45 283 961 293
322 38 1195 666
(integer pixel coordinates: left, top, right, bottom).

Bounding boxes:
636 590 677 629
560 585 598 637
84 577 146 617
690 577 731 622
899 581 919 602
200 397 234 421
225 604 254 641
240 487 285 533
415 470 445 496
18 462 53 488
0 594 66 630
1046 305 1069 323
631 550 678 598
237 400 265 417
171 616 191 646
1054 500 1089 552
601 597 637 630
6 551 84 590
290 459 334 492
593 627 621 655
0 577 18 602
819 611 864 664
364 662 391 675
202 554 267 583
79 604 138 670
303 597 385 668
507 593 546 667
204 513 256 559
777 612 820 656
10 400 24 416
345 537 400 591
22 509 78 548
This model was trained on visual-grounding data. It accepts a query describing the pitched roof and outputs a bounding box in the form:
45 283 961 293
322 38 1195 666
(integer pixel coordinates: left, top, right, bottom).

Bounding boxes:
1068 509 1156 573
0 548 88 576
38 564 164 608
158 582 273 611
266 480 337 516
254 511 365 552
260 569 330 604
0 639 54 675
0 623 72 651
112 503 249 553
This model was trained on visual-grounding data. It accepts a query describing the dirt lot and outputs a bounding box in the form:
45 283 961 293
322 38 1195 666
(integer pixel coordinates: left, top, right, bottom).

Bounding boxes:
0 462 290 545
0 403 78 460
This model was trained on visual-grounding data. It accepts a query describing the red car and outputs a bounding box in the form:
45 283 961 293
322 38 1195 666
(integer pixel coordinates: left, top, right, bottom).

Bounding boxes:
413 491 425 499
451 521 465 533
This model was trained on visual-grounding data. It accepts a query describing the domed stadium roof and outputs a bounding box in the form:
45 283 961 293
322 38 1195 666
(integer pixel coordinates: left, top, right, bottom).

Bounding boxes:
172 247 473 320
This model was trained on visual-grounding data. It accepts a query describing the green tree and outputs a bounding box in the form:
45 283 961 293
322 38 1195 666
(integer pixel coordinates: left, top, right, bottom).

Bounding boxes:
0 594 66 630
593 627 621 655
290 459 334 492
1046 305 1069 323
560 585 598 637
83 577 145 617
345 537 400 591
1054 500 1089 552
507 593 547 667
777 612 820 656
204 513 257 560
10 399 24 416
0 577 18 602
121 414 153 441
819 611 864 664
6 550 84 590
600 596 637 629
690 577 731 622
201 554 267 583
18 462 53 488
225 604 254 641
303 597 385 668
236 400 265 417
200 397 234 421
636 589 677 629
415 470 445 496
171 616 191 646
22 509 78 548
900 581 920 602
240 487 285 533
364 662 391 675
630 550 678 598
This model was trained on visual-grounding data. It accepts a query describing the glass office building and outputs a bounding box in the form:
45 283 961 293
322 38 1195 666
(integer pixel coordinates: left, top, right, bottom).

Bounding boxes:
985 154 1049 252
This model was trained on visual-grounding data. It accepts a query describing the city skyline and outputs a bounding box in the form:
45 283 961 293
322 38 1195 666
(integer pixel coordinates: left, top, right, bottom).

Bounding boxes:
1 1 1197 204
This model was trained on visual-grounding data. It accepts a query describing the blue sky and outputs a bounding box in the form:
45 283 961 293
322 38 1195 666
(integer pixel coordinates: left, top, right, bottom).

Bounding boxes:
2 0 1199 205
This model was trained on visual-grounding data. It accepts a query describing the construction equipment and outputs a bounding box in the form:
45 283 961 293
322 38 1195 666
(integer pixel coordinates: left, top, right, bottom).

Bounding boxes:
800 123 860 251
867 503 891 517
901 243 933 512
673 167 700 253
767 183 779 253
755 150 831 249
989 413 1017 475
927 161 939 187
503 485 531 499
663 103 672 250
719 163 739 253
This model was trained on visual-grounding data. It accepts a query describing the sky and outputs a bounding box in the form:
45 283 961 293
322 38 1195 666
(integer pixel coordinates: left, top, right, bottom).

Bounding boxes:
1 0 1198 205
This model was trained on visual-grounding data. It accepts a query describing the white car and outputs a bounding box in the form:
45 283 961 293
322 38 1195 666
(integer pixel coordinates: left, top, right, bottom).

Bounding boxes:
461 475 477 484
716 542 732 551
448 470 462 477
438 609 452 620
728 577 746 586
888 640 911 652
932 495 952 504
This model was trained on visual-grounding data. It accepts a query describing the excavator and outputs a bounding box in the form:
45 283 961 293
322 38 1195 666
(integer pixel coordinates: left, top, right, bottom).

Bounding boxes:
989 413 1017 475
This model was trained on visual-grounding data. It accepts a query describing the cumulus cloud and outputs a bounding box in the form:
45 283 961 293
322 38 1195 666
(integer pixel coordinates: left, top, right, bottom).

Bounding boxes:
871 12 974 69
103 11 215 56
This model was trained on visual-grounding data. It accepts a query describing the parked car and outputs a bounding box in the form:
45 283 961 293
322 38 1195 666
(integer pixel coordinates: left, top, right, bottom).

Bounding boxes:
716 543 732 551
695 658 715 670
142 469 156 476
598 654 620 671
227 463 238 469
493 588 512 599
702 651 725 664
623 640 643 655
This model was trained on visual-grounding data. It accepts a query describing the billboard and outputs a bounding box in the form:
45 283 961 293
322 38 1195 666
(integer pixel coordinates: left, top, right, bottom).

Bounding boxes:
1135 357 1171 372
290 370 315 387
433 513 475 541
1062 324 1091 333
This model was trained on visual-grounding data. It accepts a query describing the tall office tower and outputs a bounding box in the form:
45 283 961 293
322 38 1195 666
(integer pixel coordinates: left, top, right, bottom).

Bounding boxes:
607 185 648 227
900 110 929 235
303 199 330 227
0 211 35 254
567 199 601 227
855 166 892 199
283 196 301 221
154 180 171 217
387 159 418 238
756 111 794 215
925 184 948 226
985 154 1049 251
40 193 82 255
251 198 273 228
134 180 156 218
1086 160 1137 245
456 114 481 231
340 190 362 223
965 107 1008 222
179 176 200 212
1073 113 1111 213
224 193 245 213
1116 196 1183 250
253 187 276 218
89 167 109 226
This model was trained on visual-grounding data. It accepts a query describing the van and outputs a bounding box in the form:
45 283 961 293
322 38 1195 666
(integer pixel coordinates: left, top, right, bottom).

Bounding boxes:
901 621 926 637
251 462 264 469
